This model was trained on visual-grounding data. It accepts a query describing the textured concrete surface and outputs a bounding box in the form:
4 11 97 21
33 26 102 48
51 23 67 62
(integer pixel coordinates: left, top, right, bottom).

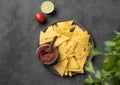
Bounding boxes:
0 0 120 85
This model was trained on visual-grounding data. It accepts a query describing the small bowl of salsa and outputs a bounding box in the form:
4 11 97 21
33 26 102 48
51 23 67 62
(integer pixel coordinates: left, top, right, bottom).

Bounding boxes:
36 44 58 65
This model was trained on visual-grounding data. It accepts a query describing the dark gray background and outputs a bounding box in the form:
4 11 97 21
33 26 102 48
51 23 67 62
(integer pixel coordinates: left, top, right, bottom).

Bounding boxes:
0 0 120 85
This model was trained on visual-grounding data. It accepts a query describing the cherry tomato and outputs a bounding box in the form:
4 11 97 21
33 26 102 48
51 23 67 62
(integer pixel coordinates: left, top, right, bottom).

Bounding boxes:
35 12 45 23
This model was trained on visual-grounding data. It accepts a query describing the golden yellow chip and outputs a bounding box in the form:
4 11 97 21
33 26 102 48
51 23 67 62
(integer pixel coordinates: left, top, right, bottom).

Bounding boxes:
57 20 73 28
69 41 77 53
64 40 74 53
39 31 54 45
58 50 67 62
54 27 73 37
44 26 60 38
64 67 68 76
74 25 84 34
54 35 69 47
68 57 87 73
85 45 92 52
76 57 87 73
68 68 84 73
55 20 74 34
67 57 79 69
54 58 68 76
66 53 74 58
68 71 72 77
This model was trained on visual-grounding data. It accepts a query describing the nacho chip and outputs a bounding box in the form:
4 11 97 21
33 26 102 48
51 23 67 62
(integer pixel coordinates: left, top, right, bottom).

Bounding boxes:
66 53 74 58
54 35 69 47
67 57 79 69
44 26 60 38
76 57 87 73
74 25 84 34
68 68 84 73
54 58 68 76
68 71 72 77
64 67 68 76
58 50 67 62
64 40 74 53
39 31 54 45
57 20 73 28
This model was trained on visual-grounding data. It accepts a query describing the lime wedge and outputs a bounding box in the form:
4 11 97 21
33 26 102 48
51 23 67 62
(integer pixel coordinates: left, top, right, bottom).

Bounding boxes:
41 1 54 14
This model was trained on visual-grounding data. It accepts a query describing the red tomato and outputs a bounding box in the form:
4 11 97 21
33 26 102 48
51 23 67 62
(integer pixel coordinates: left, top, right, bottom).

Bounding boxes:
35 12 45 23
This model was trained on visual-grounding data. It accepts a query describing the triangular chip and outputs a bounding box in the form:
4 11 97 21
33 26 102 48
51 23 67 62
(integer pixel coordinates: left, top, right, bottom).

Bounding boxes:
44 26 60 38
76 57 87 73
54 36 69 47
64 40 74 53
57 20 73 28
54 58 68 76
73 25 84 34
68 57 87 73
58 50 67 62
67 57 79 69
56 20 74 32
69 41 77 52
39 31 54 45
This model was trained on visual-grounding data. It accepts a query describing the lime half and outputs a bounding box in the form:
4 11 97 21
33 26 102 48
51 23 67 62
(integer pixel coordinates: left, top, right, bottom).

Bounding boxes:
41 1 55 14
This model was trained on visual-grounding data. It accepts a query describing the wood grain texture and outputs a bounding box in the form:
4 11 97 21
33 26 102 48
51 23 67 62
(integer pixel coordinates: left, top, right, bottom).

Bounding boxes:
0 0 120 85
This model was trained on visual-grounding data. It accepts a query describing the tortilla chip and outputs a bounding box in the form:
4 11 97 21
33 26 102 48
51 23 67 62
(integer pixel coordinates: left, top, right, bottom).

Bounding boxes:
76 57 87 73
54 36 69 47
64 67 68 76
67 57 79 69
68 71 72 77
39 31 54 45
54 58 68 76
68 68 84 73
57 20 73 28
44 26 60 38
58 49 67 62
74 25 84 33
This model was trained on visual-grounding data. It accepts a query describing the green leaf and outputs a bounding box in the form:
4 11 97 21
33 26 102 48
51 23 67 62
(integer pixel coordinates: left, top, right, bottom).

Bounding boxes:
103 82 110 85
113 35 120 43
115 71 120 80
101 69 110 79
115 62 120 80
111 76 120 85
103 53 117 70
104 41 116 47
92 48 102 56
113 31 120 36
95 71 101 79
94 79 101 85
85 75 94 85
85 61 95 74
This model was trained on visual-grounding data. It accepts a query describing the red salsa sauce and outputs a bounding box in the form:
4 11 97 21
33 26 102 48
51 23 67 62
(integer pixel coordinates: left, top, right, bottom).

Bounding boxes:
38 45 56 63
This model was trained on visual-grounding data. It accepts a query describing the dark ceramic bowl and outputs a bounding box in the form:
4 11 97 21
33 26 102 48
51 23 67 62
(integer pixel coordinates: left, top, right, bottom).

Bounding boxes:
36 44 58 65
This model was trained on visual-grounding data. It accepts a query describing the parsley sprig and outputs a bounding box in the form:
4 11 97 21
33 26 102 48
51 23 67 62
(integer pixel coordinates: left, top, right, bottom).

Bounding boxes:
85 31 120 85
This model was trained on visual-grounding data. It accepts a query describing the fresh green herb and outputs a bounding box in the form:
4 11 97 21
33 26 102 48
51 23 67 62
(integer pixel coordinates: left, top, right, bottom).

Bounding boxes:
85 31 120 85
85 75 94 85
91 48 102 56
85 61 95 74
